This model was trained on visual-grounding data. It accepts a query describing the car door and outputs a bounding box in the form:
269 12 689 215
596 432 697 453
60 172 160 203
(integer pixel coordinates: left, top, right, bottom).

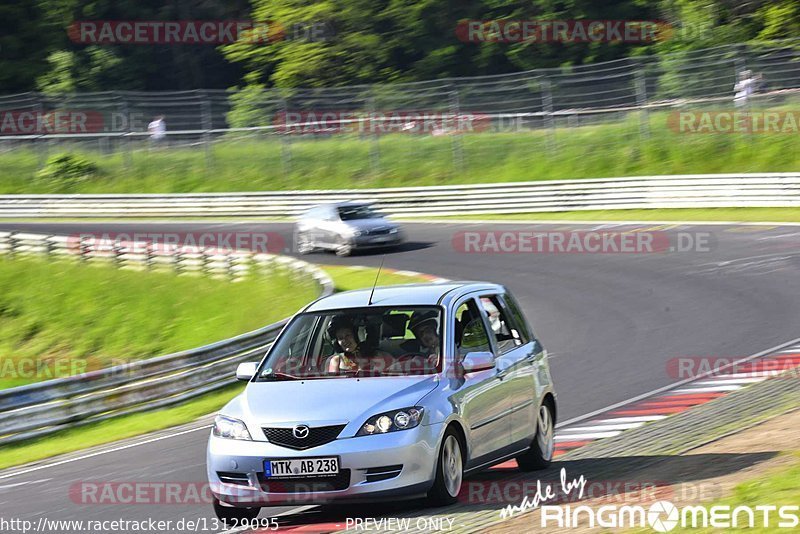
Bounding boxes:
477 293 538 449
449 296 512 468
318 206 341 247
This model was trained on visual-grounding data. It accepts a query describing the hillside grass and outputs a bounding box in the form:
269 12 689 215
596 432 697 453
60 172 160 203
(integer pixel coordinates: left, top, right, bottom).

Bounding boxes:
0 255 318 389
0 264 431 469
2 109 798 194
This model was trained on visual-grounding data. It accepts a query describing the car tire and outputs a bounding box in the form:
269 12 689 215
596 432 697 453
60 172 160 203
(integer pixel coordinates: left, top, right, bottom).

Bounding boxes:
426 429 464 506
335 237 352 257
516 401 555 471
213 497 261 521
295 231 314 255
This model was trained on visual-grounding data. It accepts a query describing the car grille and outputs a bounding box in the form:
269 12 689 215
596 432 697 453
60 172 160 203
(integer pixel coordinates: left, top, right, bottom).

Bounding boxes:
216 472 250 486
364 465 403 483
258 470 351 493
365 227 391 236
262 424 346 450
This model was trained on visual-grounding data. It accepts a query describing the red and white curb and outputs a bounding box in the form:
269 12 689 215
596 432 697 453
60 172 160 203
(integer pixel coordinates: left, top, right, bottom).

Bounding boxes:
550 343 800 458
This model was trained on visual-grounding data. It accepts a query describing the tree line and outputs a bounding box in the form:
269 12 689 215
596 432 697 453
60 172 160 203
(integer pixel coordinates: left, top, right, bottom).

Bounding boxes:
1 0 798 94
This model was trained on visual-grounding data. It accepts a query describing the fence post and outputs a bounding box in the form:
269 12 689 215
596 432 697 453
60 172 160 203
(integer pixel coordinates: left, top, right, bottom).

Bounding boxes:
227 253 235 281
113 241 123 268
35 98 47 168
540 77 556 154
635 65 650 140
120 96 132 170
8 233 17 258
279 97 293 179
367 94 381 177
449 84 464 173
145 242 154 271
79 236 90 262
201 90 213 169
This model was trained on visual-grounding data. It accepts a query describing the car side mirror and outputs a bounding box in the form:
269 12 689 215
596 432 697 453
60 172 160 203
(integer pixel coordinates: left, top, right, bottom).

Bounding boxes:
461 351 495 373
236 362 258 381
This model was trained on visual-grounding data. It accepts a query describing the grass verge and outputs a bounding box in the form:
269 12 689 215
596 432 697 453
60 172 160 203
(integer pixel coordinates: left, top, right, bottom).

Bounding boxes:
0 255 318 389
4 110 799 194
643 451 800 533
0 264 431 470
418 207 800 223
321 264 433 291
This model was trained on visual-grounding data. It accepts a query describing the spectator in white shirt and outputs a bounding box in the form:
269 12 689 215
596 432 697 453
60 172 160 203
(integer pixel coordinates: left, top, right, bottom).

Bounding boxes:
147 115 166 144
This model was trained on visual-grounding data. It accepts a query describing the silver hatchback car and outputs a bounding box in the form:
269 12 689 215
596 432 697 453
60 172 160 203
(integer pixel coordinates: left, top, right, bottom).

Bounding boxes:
207 282 556 520
294 201 403 256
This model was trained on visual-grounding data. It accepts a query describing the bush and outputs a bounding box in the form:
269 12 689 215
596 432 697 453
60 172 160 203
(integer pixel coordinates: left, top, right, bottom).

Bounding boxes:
36 153 99 190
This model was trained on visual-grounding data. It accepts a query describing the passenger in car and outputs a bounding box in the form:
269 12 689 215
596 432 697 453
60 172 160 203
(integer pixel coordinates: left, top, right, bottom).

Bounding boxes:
326 315 392 373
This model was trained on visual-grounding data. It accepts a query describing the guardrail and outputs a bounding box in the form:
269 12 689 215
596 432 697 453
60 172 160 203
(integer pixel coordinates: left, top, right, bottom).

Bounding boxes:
0 232 333 445
1 173 799 218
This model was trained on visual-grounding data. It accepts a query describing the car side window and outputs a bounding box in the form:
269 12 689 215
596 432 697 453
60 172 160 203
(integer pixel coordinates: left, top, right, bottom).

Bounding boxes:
479 295 523 354
455 300 492 358
502 293 532 344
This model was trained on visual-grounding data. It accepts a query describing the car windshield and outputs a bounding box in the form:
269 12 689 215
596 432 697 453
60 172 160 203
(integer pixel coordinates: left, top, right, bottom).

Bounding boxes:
255 306 442 380
338 205 380 220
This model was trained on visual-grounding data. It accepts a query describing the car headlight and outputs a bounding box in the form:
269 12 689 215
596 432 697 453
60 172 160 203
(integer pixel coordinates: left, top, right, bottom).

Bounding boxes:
357 407 424 436
213 415 252 440
389 227 399 234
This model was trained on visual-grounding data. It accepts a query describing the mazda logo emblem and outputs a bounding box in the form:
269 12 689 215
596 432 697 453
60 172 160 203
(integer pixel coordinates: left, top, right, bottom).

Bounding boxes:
292 425 310 439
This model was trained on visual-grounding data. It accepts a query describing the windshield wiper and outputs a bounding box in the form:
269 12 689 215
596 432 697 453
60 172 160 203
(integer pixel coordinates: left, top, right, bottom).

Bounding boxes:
257 371 298 381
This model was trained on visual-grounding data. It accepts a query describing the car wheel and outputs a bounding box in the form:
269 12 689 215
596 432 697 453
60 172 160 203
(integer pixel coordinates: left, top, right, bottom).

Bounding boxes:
213 497 261 521
426 429 463 506
295 232 314 255
335 238 352 257
516 401 555 471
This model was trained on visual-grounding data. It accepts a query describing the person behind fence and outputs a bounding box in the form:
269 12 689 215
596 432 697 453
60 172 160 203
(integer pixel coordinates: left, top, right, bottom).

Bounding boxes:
147 115 166 144
733 70 754 107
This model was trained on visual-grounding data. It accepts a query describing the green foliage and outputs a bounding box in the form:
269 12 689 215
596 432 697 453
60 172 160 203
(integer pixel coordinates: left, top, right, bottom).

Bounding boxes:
6 1 800 92
226 83 278 128
35 153 99 190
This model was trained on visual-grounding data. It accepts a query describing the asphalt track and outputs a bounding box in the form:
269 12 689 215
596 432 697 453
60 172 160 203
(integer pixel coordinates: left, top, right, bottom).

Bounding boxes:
1 220 799 533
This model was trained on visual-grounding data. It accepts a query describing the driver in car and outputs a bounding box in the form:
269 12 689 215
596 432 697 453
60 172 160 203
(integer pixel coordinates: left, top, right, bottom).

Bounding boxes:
326 315 391 373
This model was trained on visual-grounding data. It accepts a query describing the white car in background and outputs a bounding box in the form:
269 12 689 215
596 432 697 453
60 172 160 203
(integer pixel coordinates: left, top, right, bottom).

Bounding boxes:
294 201 404 256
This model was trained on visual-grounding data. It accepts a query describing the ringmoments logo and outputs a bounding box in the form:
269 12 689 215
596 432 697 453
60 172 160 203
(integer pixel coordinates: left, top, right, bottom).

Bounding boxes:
539 501 800 530
498 469 800 531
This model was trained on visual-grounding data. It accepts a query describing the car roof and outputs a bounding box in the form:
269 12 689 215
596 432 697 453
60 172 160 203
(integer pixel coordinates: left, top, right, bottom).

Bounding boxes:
302 281 505 312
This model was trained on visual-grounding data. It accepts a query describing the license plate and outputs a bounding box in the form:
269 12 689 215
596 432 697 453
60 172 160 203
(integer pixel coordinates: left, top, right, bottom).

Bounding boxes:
264 457 339 478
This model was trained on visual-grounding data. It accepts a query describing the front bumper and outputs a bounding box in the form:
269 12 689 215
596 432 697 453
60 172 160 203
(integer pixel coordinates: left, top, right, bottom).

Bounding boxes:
207 422 442 507
351 233 403 250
